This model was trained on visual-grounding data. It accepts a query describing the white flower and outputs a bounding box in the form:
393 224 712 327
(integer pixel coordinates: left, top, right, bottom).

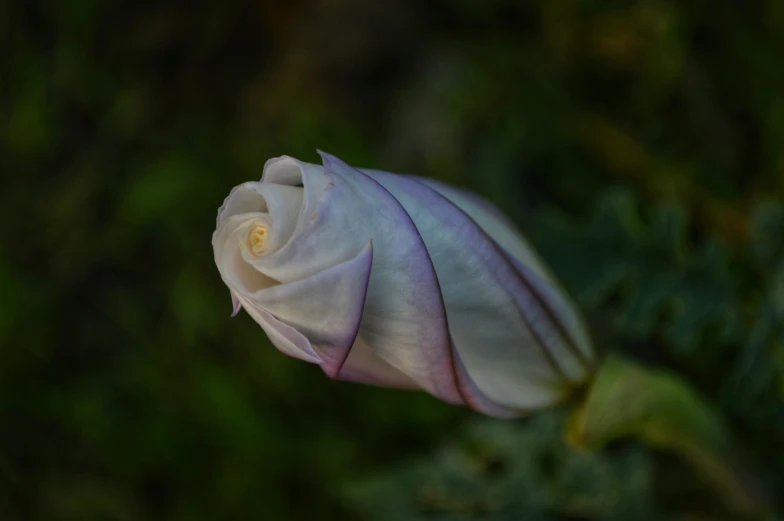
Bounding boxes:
212 152 595 417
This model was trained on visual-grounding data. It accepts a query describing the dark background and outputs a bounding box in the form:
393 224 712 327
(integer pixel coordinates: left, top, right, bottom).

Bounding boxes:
2 1 784 520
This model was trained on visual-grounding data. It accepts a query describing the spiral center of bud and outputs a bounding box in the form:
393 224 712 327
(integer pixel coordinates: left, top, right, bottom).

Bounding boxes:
248 224 268 255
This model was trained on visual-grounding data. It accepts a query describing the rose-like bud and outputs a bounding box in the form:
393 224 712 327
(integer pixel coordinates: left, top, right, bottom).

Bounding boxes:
212 152 595 417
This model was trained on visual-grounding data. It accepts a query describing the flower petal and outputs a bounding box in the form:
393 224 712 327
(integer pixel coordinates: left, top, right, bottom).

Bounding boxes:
214 214 280 294
451 348 521 418
502 250 595 369
237 297 322 363
231 292 242 317
240 182 303 253
249 241 373 378
360 169 592 411
216 184 267 224
412 177 556 283
248 153 463 404
424 180 594 369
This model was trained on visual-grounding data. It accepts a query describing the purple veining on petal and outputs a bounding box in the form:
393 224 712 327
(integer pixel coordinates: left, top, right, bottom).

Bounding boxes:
501 250 595 369
417 177 589 382
326 241 375 378
318 151 464 405
411 176 519 230
316 241 374 378
382 173 587 386
241 240 374 377
410 174 556 287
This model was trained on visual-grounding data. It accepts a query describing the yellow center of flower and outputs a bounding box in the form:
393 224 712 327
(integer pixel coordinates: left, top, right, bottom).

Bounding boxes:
248 224 268 255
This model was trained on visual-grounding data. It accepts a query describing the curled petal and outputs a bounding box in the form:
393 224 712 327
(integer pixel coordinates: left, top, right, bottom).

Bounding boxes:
231 292 242 317
214 214 280 294
248 241 374 377
216 184 266 225
240 182 303 252
238 298 322 363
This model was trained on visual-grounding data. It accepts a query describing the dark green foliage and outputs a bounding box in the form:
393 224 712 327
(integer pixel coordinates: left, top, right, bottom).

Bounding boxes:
534 190 744 361
1 0 783 520
348 414 656 521
534 194 784 485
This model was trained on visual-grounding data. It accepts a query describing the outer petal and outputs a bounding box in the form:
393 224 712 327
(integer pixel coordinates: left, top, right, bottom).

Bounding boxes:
423 179 595 367
451 348 520 418
248 153 462 404
360 169 594 411
411 177 555 283
246 241 374 377
231 292 242 317
237 300 322 363
502 251 594 367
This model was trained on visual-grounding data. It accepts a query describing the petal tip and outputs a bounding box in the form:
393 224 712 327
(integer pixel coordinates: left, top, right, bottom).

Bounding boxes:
231 295 242 317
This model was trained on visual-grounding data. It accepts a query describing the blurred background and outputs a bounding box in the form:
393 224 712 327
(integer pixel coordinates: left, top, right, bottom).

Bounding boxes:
2 1 784 520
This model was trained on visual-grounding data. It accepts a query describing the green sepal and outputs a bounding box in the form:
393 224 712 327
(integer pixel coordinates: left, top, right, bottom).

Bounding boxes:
567 353 769 518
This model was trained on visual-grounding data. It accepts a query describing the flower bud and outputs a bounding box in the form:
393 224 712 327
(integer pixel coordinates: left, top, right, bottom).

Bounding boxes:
212 152 595 417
